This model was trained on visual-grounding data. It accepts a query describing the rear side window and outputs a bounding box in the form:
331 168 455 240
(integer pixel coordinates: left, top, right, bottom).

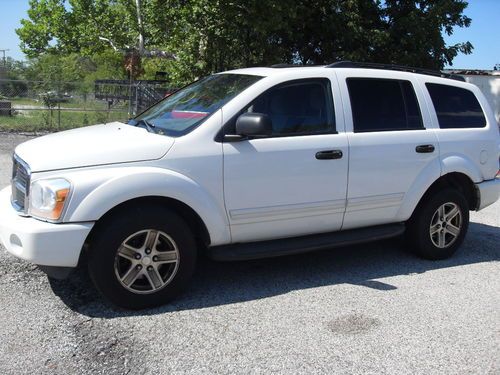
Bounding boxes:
426 83 486 128
347 78 424 132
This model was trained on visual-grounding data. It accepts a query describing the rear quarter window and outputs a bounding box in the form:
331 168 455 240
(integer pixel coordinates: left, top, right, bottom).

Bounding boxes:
426 83 486 128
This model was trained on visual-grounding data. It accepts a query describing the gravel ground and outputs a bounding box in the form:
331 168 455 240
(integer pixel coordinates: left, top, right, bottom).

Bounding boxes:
0 132 499 374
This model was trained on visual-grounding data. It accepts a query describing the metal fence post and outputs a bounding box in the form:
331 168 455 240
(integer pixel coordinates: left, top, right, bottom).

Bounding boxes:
128 76 133 118
57 102 61 130
134 82 139 116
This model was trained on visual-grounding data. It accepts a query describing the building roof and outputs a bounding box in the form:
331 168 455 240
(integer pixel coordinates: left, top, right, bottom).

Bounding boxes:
443 69 500 76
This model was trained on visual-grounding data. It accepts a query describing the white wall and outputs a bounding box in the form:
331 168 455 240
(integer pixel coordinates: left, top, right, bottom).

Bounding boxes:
461 74 500 124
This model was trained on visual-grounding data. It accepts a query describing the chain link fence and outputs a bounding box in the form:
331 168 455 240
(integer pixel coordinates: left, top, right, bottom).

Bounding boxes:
0 79 176 132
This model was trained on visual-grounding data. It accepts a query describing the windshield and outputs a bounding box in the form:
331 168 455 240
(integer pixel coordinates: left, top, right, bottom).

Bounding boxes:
131 73 262 136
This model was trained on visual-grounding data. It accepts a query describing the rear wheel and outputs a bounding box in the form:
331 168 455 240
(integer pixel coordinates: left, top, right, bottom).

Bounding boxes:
87 205 197 309
407 188 469 260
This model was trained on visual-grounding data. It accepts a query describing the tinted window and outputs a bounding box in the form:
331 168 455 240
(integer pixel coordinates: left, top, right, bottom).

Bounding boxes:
242 79 335 136
347 78 424 132
426 83 486 128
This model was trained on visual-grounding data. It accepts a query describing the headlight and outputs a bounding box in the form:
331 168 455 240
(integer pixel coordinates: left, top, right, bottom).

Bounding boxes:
29 178 71 221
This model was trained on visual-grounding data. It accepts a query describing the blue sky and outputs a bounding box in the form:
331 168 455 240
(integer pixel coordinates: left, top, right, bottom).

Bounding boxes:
0 0 498 69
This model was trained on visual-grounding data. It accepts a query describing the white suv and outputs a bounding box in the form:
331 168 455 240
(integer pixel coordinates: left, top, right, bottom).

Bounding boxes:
1 62 499 309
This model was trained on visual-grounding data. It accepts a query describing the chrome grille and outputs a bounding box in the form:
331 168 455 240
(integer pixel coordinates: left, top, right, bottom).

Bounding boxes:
11 155 30 213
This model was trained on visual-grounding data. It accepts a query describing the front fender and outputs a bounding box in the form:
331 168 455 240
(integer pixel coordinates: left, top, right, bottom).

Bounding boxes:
62 166 230 245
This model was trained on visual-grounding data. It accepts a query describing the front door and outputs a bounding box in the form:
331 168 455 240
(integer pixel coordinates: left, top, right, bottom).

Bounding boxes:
223 78 349 243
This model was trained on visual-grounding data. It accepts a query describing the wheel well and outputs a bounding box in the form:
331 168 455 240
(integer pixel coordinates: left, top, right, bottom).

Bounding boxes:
417 172 478 213
80 196 211 266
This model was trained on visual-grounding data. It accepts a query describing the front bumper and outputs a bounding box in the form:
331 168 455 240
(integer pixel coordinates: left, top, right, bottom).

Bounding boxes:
475 177 500 210
0 187 93 267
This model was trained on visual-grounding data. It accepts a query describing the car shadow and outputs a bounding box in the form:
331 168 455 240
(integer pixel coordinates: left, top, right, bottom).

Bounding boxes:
48 221 499 318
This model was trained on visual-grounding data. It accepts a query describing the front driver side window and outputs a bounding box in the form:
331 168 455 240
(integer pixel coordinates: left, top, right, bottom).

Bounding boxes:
247 79 335 136
222 78 336 138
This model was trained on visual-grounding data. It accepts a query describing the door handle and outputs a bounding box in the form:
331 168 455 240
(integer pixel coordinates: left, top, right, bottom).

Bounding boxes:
315 150 343 160
415 144 435 153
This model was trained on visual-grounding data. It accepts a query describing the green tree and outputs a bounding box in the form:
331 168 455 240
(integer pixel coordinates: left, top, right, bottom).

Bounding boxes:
17 0 474 85
376 0 473 69
17 0 139 57
2 57 29 80
24 52 123 82
0 58 30 98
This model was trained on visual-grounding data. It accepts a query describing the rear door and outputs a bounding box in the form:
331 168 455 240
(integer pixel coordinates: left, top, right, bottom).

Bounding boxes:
222 76 349 243
337 70 441 230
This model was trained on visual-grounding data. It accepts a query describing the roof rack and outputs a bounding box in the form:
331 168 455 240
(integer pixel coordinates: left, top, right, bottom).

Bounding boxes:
326 61 465 82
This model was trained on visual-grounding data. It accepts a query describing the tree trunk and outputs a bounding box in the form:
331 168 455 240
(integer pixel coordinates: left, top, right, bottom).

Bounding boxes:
135 0 145 55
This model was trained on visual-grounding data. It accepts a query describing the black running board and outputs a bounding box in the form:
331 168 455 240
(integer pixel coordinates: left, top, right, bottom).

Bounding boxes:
208 223 405 261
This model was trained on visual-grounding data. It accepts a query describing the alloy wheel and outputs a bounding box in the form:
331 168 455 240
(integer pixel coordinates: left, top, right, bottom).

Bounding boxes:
429 202 462 249
114 229 180 294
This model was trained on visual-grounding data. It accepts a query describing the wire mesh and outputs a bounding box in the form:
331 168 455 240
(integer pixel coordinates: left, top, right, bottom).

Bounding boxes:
0 79 175 132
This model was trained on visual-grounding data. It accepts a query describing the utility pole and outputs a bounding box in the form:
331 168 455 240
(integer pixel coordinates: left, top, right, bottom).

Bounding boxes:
0 49 9 66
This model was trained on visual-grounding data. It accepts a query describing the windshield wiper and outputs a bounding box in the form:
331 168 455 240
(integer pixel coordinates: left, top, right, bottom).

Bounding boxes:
129 118 156 133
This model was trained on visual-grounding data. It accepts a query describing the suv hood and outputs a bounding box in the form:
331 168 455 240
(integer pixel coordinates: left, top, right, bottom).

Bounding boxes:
15 122 175 172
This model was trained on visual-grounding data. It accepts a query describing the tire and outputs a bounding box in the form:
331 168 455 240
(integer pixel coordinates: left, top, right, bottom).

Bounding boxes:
87 205 197 309
407 188 469 260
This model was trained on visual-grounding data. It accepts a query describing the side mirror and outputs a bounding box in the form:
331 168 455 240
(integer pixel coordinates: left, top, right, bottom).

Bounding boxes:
236 112 272 137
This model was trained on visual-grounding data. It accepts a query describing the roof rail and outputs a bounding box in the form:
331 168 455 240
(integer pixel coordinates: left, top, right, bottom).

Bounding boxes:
270 64 302 68
270 63 322 68
326 61 465 82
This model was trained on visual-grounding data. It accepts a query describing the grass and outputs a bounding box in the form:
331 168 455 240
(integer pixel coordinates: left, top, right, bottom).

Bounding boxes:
0 108 129 132
1 96 131 132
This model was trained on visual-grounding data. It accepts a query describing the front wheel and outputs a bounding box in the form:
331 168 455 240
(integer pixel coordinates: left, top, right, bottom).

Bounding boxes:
407 188 469 260
87 205 197 309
